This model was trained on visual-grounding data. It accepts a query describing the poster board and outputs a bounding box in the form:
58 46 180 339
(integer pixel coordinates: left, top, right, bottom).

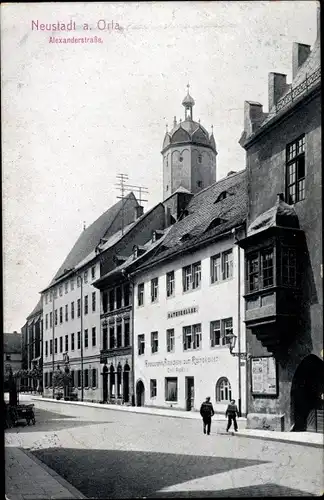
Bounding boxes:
251 356 278 396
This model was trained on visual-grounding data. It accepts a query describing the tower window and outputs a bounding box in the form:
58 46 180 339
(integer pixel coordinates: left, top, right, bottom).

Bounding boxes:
197 180 202 188
166 185 169 191
198 154 202 164
179 156 183 163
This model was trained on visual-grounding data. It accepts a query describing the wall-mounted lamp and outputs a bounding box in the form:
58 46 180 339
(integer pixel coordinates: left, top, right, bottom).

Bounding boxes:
225 333 251 360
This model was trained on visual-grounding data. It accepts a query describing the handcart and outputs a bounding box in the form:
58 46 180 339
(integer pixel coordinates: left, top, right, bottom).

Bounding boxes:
10 404 36 426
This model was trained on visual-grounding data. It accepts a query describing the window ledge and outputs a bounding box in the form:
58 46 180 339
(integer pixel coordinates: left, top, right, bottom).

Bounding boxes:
210 276 234 287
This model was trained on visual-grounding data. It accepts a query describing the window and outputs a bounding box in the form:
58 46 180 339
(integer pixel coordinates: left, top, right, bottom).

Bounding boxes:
151 331 158 353
45 294 48 305
109 324 115 349
77 370 81 387
50 312 53 328
210 254 221 283
103 292 108 313
116 322 122 347
138 283 144 306
45 314 48 330
138 334 145 355
92 292 96 312
49 372 53 387
150 379 157 398
91 266 96 280
45 341 48 357
286 135 306 204
261 249 274 288
84 295 88 315
77 331 81 349
183 323 202 350
77 299 81 317
84 369 89 387
198 154 202 164
116 287 122 309
71 301 75 319
165 377 178 401
124 320 130 347
282 247 297 286
124 283 130 307
84 271 88 283
166 329 175 353
84 329 88 348
151 278 159 303
59 336 63 353
65 282 69 294
65 334 68 352
183 262 201 292
54 338 58 354
77 277 81 288
54 288 58 299
166 271 175 297
65 304 68 322
223 250 233 280
197 180 203 188
59 285 63 297
216 377 232 402
45 372 48 387
92 368 97 388
49 292 53 302
70 278 75 291
109 289 115 311
50 339 53 355
92 327 96 347
247 248 275 292
71 333 75 351
54 309 58 326
103 324 108 350
71 370 75 387
59 307 63 323
210 318 233 348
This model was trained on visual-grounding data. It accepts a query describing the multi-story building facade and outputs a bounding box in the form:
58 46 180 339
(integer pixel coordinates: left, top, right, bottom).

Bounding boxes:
20 299 43 391
238 13 322 432
132 171 248 414
41 193 140 401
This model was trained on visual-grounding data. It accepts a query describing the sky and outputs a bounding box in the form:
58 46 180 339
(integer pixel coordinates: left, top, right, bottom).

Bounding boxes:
2 1 319 332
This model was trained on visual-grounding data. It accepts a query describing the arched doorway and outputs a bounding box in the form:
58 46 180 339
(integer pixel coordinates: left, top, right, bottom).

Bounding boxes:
291 354 324 432
109 364 115 400
123 364 130 403
136 380 145 407
102 365 108 402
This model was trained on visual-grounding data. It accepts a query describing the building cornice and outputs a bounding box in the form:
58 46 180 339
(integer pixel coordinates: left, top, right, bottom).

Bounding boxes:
161 140 217 155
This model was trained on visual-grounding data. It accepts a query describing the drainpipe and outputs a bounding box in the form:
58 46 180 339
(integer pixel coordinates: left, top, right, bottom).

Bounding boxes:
80 275 84 402
122 269 135 406
237 243 242 417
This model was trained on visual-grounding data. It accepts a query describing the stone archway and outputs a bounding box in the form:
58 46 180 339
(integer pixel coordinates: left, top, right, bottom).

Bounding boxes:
290 354 324 432
136 380 145 407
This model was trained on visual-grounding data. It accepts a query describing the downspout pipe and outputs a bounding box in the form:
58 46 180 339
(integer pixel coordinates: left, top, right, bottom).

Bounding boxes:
52 291 55 399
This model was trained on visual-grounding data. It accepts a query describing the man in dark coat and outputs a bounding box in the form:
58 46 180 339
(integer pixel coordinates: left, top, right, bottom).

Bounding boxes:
200 396 215 435
225 399 239 432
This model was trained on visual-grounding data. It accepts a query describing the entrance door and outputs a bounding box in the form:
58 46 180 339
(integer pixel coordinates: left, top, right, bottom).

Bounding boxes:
186 377 194 411
102 369 108 403
123 371 130 403
136 380 145 406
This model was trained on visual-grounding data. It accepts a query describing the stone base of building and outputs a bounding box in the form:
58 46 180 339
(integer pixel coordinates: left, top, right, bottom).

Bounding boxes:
247 412 285 431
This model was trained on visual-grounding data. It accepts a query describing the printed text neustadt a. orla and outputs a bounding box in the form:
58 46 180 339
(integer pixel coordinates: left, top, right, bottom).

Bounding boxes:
31 20 122 31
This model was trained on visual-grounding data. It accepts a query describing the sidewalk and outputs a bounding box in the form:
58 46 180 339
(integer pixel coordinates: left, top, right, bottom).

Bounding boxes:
32 396 323 448
5 446 85 500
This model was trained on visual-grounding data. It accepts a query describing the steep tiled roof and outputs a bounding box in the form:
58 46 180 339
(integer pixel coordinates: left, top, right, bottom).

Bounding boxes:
4 332 22 354
135 170 247 271
50 192 138 285
26 298 42 319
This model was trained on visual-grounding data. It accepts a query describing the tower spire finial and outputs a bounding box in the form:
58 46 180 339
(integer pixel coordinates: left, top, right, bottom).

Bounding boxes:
187 82 190 94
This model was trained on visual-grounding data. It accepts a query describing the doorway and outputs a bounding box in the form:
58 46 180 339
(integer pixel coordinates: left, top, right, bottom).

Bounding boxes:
186 377 195 411
291 354 324 432
102 366 108 402
123 365 130 403
136 380 145 407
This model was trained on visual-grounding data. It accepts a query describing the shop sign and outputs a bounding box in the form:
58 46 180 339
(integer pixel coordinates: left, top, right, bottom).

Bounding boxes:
251 356 277 396
167 306 198 319
144 354 219 370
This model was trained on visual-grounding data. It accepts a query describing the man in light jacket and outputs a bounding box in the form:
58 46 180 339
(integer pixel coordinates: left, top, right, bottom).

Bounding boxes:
225 399 239 432
200 396 215 435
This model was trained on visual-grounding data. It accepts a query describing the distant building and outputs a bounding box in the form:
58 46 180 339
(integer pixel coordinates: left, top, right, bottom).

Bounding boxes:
238 12 322 432
22 299 43 391
4 331 23 374
162 86 217 200
132 171 248 414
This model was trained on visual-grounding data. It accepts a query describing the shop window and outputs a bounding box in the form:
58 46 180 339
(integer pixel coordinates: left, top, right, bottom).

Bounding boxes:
150 379 157 398
165 377 178 401
286 135 306 204
216 377 232 402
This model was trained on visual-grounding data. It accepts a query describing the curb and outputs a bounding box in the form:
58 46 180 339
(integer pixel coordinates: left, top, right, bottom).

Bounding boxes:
21 448 86 499
234 431 324 449
31 396 246 423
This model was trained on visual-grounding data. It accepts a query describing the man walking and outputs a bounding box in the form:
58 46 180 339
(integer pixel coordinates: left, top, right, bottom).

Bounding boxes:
225 398 239 432
200 396 215 435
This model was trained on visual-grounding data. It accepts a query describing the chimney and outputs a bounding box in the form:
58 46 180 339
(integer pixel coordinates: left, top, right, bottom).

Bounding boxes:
243 101 265 136
268 73 289 110
135 205 144 220
292 43 311 79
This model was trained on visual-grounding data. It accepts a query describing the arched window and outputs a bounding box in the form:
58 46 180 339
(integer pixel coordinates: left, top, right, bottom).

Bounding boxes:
216 377 232 402
117 363 122 398
109 364 115 397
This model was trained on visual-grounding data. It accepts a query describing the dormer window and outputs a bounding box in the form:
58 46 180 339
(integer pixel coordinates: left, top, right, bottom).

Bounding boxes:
197 180 203 188
133 247 138 259
206 217 227 232
180 233 192 242
215 191 227 203
152 232 156 243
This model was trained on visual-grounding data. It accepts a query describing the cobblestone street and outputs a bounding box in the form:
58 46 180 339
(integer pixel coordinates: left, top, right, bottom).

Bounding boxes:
5 399 323 498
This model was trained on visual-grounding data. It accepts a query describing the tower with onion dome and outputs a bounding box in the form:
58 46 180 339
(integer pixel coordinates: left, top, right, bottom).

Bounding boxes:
161 85 217 200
